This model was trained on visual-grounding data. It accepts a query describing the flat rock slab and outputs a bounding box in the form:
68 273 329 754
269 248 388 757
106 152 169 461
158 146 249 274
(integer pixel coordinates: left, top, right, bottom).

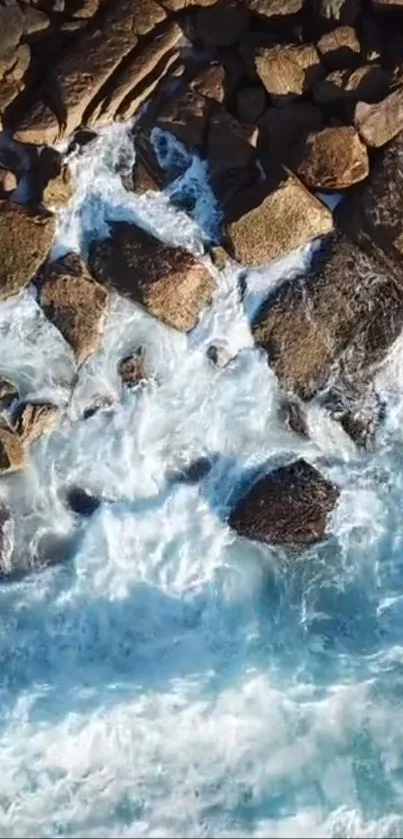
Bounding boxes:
39 253 108 365
225 173 333 267
0 201 55 299
229 459 340 546
89 223 215 332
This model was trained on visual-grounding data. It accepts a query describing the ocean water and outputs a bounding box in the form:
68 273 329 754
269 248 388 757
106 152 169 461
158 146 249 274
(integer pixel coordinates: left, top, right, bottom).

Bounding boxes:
1 123 403 837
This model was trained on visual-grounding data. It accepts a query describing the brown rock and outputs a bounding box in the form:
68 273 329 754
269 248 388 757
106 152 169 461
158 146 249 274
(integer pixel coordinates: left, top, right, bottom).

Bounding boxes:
258 102 324 174
244 0 304 16
252 235 403 400
132 159 161 194
160 0 216 8
119 349 148 388
229 459 339 546
317 25 360 70
314 64 389 107
16 402 60 446
296 126 369 190
43 164 73 208
72 0 101 17
207 106 258 204
196 1 249 47
0 377 18 408
0 43 31 113
0 167 17 195
225 173 333 267
0 5 24 60
39 253 108 365
117 50 182 122
156 87 212 149
22 5 50 37
255 44 323 103
190 64 226 103
0 426 25 473
354 87 403 147
0 202 55 299
89 223 215 332
236 85 267 123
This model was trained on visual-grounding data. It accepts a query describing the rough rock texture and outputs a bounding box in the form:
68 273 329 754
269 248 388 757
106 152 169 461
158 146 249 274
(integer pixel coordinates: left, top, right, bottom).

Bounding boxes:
244 0 304 15
317 25 361 70
314 64 390 107
346 131 403 271
295 126 369 190
0 202 55 299
258 102 324 173
16 402 61 446
89 223 215 332
229 459 340 546
119 349 148 388
0 377 18 408
190 64 226 103
225 174 333 267
39 253 108 365
155 87 212 149
252 235 403 400
196 1 249 46
255 44 323 103
160 0 217 8
0 426 26 473
43 163 73 207
0 167 17 196
354 88 403 147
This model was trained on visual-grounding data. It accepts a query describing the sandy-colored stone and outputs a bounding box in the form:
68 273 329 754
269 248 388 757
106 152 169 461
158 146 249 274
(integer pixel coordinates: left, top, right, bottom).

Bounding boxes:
0 427 26 473
16 402 61 446
354 87 403 147
314 64 389 106
296 126 369 190
43 164 73 208
190 64 226 103
0 201 55 299
317 25 360 70
255 44 323 103
244 0 304 15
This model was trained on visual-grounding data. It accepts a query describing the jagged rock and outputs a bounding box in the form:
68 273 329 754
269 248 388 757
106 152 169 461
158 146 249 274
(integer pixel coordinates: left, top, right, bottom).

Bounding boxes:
117 51 182 122
0 501 13 572
255 44 323 103
0 426 25 473
229 459 340 546
314 64 390 107
166 456 213 485
354 87 403 147
244 0 304 16
295 126 369 190
39 253 108 365
43 164 73 208
118 349 148 388
317 25 360 69
236 85 267 123
252 235 403 400
89 223 215 332
196 1 249 46
207 106 258 204
82 395 114 420
0 167 17 195
16 402 60 446
0 201 55 299
155 87 212 149
258 102 324 173
15 0 164 144
190 64 226 103
0 377 18 408
225 174 333 267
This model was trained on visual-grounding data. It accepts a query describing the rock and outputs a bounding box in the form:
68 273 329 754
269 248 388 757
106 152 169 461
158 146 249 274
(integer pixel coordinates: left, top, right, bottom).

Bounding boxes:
116 51 183 122
0 426 25 473
72 0 101 17
82 395 114 420
0 501 13 573
255 44 323 103
316 0 361 25
372 0 403 8
22 5 49 37
89 223 215 332
167 456 213 484
225 173 333 267
207 106 258 204
229 459 339 546
65 486 101 517
0 167 17 195
354 87 403 147
155 87 212 149
252 234 403 400
132 159 161 193
295 126 369 190
0 43 31 113
160 0 217 8
39 253 108 365
0 201 55 300
118 349 148 388
360 16 383 62
43 164 73 208
236 85 267 123
258 102 324 173
0 4 24 60
196 1 249 47
314 64 390 107
243 0 304 15
317 25 360 70
16 402 60 446
280 398 309 437
0 377 18 408
346 131 403 271
190 64 226 103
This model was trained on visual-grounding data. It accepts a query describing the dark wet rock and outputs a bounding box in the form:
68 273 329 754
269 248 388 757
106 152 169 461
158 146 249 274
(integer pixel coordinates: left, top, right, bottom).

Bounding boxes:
155 87 212 150
206 343 235 368
65 486 101 517
89 222 215 333
252 234 403 401
258 102 324 174
229 459 340 546
15 402 61 447
67 127 98 155
316 25 361 70
279 398 309 437
82 395 115 420
324 382 385 447
131 159 161 194
0 377 18 409
207 106 258 205
254 44 324 104
354 87 403 148
314 64 390 107
196 1 249 47
0 201 55 300
0 426 26 473
236 85 267 123
39 253 109 365
295 126 369 190
225 174 333 267
119 349 148 388
167 456 213 485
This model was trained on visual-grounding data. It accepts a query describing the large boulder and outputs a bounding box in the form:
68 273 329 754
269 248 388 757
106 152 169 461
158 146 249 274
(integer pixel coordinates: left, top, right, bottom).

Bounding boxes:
229 459 340 546
252 234 403 400
295 126 369 190
354 87 403 148
255 44 324 103
89 223 215 332
39 253 109 365
225 173 333 267
0 202 55 299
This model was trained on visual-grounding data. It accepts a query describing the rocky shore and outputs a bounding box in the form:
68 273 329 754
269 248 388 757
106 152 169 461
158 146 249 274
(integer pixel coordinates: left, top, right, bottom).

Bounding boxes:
1 0 403 568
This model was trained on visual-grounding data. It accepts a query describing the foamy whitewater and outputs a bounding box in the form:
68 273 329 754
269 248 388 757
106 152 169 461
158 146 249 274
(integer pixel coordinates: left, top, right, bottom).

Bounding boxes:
1 123 403 838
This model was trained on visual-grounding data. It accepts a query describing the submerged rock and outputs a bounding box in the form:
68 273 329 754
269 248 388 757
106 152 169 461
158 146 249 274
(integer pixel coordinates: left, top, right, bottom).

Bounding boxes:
0 202 55 299
229 459 340 546
89 222 215 332
119 349 148 389
15 402 61 447
65 487 101 517
0 377 18 409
